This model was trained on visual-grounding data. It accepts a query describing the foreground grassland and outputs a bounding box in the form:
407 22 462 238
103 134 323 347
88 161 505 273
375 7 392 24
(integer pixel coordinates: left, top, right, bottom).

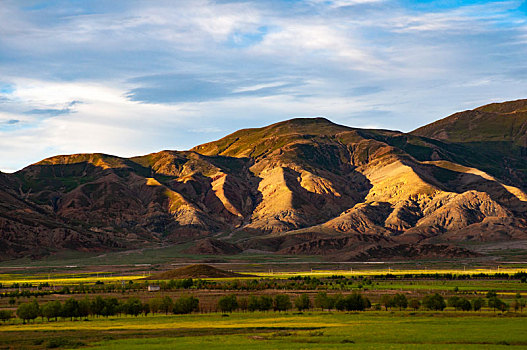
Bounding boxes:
0 312 526 349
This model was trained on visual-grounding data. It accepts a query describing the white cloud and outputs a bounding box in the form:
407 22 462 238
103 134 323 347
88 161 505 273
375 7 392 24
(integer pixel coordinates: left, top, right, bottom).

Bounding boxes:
0 79 192 170
232 81 288 93
0 77 389 171
0 0 526 171
252 23 383 70
308 0 384 7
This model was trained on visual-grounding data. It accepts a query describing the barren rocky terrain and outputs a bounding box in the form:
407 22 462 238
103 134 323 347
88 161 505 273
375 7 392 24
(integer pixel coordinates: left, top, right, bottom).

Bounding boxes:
2 99 527 261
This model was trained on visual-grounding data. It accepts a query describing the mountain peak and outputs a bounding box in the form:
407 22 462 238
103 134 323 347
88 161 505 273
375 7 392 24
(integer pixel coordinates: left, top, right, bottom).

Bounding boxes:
474 99 527 114
272 116 336 126
33 153 129 169
411 98 527 142
192 117 352 157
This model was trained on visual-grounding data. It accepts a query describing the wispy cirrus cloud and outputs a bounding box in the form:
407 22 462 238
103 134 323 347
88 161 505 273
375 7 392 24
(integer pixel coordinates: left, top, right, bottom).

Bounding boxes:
126 73 301 103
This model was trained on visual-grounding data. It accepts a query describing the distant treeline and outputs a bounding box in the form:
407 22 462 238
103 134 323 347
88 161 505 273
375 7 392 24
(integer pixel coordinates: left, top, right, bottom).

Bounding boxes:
321 272 527 281
376 272 527 281
0 272 525 298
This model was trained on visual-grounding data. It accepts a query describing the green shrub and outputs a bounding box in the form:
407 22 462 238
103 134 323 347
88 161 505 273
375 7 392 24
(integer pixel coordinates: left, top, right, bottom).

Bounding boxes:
314 292 335 310
0 310 13 323
123 298 143 317
422 293 446 311
393 294 408 310
488 297 508 312
334 293 370 311
258 296 273 311
218 295 238 313
41 301 62 321
16 300 39 324
294 294 311 311
173 296 199 314
274 294 292 312
409 299 421 311
472 297 485 311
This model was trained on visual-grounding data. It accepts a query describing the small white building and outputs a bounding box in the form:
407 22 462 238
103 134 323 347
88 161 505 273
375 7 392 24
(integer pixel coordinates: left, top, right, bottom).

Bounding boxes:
148 285 160 292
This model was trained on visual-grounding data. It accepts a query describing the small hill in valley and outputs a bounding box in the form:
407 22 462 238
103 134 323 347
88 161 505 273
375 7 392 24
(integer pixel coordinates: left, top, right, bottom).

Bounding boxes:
145 264 251 279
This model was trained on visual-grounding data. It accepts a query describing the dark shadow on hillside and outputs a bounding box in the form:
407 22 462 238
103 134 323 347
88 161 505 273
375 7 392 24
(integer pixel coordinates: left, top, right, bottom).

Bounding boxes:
381 134 527 190
399 158 527 216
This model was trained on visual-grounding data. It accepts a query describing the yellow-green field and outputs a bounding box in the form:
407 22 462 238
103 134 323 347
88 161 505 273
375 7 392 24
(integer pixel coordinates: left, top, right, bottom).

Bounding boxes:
0 273 145 285
253 267 526 279
1 267 524 285
1 312 526 349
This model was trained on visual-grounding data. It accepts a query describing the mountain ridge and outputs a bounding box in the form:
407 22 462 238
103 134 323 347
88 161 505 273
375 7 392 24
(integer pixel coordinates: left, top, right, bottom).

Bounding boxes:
2 99 527 261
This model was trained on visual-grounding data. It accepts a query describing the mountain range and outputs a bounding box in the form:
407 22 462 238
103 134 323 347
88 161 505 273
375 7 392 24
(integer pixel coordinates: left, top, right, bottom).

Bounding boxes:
2 99 527 261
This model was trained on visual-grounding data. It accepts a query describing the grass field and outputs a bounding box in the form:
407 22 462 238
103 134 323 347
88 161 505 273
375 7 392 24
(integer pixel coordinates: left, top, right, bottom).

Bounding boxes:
0 274 145 285
254 267 527 278
1 266 525 285
0 245 324 269
1 266 526 349
1 311 526 349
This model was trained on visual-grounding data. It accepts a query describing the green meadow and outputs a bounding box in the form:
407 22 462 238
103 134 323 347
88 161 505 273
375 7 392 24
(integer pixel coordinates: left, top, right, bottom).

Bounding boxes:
1 311 526 349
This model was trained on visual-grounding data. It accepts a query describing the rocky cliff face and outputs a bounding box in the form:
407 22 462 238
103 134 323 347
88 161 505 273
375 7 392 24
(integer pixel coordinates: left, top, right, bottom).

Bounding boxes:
2 100 527 260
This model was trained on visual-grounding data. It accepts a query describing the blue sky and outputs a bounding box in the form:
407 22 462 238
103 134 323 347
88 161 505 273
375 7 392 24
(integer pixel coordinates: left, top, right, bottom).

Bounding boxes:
0 0 526 172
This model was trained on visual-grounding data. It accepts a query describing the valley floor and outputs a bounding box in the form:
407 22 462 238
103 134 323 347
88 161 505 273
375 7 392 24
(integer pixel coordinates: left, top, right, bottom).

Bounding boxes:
1 311 526 349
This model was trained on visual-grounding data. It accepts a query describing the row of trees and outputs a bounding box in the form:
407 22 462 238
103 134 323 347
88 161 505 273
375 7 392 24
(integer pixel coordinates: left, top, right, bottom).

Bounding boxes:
218 292 522 313
7 291 524 324
8 292 371 322
313 292 371 311
13 295 199 324
376 272 527 281
217 292 371 313
221 292 522 313
379 291 525 312
217 294 300 313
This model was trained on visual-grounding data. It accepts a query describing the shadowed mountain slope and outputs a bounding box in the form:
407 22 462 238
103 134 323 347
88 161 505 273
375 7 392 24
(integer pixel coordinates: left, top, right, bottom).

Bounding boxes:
0 169 123 259
2 100 527 260
411 99 527 186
